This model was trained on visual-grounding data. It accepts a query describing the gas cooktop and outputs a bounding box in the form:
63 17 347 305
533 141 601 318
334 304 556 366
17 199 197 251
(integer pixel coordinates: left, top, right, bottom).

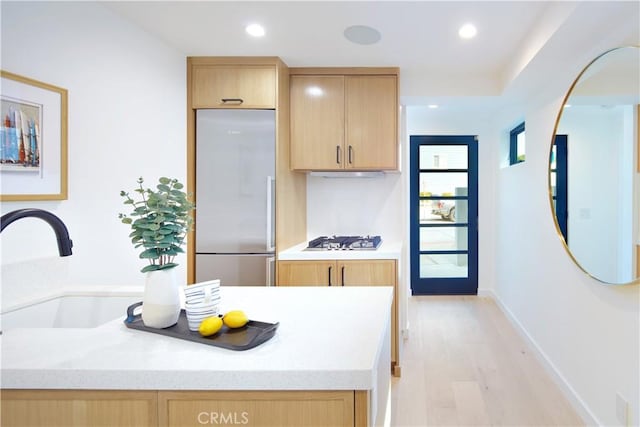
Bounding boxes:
305 235 382 251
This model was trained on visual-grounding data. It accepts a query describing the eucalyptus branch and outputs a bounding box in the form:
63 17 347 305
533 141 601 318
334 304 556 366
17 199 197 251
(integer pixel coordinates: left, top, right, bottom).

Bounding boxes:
119 177 195 273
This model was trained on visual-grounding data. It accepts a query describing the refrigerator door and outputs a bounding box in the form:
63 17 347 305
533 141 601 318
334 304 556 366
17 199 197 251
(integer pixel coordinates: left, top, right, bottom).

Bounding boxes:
195 109 275 253
196 254 275 286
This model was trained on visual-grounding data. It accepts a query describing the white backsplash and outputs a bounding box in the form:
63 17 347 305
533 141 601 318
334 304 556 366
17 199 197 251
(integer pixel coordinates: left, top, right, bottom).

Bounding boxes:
306 173 404 242
1 257 69 311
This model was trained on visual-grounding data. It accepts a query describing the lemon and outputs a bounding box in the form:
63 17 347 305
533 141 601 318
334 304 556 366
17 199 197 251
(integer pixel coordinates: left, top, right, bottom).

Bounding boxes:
222 310 249 328
198 316 223 337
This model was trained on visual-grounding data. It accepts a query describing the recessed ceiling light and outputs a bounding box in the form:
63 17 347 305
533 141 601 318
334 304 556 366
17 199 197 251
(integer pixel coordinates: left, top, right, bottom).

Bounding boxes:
458 23 477 39
428 104 439 109
564 104 572 108
344 25 381 45
246 23 265 37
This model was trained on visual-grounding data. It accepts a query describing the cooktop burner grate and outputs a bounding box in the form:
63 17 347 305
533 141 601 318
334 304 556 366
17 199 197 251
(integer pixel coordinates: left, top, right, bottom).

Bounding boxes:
306 235 382 251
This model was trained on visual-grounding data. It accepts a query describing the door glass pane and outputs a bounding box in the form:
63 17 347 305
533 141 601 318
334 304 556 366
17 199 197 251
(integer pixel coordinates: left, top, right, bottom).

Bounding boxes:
419 173 468 197
420 254 468 278
420 199 468 223
420 227 468 251
419 145 468 169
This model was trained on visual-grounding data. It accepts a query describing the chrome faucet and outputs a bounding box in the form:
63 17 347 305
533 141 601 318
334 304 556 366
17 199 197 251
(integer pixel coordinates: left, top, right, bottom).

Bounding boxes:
1 208 73 256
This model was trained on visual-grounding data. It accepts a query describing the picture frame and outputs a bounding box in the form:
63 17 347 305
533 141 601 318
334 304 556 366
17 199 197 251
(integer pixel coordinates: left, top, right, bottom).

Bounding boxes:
0 70 68 201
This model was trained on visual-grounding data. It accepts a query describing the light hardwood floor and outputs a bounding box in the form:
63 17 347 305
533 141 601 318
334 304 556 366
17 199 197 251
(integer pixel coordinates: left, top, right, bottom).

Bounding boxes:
390 296 584 426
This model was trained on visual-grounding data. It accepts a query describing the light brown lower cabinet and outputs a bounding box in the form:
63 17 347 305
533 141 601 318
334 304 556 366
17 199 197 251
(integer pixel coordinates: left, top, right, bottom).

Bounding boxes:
159 390 366 427
1 389 369 427
0 390 158 426
277 259 400 376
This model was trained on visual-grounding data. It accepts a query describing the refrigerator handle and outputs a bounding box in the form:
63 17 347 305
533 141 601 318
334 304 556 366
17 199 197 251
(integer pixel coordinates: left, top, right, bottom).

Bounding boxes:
266 176 275 252
266 256 275 286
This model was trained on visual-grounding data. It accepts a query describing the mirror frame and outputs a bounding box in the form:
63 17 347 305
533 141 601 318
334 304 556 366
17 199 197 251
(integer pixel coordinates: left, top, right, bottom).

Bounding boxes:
548 45 640 286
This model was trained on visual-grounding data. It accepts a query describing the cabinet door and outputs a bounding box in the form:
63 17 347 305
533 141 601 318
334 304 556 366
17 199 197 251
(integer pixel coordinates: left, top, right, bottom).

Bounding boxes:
191 65 276 108
158 391 355 427
337 259 396 286
1 390 157 427
290 75 345 170
345 75 398 169
277 260 337 286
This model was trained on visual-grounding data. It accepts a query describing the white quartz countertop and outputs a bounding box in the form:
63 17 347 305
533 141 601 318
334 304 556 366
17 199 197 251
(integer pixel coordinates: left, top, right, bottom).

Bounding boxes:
278 241 402 261
1 286 392 391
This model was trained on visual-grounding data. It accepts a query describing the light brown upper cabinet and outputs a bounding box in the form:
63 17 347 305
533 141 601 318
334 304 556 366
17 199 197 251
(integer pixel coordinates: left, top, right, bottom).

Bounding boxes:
290 71 398 171
191 65 276 109
345 75 398 170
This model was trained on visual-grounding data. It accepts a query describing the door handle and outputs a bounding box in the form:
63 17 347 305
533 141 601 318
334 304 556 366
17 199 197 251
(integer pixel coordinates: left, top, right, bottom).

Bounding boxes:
328 266 333 286
336 145 341 165
348 145 353 164
341 266 345 286
266 256 275 287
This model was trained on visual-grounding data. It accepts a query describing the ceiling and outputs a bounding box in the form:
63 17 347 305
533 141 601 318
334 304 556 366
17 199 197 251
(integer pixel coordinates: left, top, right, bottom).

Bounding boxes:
103 1 639 109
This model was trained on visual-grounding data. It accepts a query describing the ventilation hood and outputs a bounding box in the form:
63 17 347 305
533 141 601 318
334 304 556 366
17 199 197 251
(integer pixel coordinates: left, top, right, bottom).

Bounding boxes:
308 171 386 178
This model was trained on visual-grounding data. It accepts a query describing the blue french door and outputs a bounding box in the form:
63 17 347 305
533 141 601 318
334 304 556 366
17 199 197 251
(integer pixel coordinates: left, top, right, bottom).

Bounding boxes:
410 135 478 295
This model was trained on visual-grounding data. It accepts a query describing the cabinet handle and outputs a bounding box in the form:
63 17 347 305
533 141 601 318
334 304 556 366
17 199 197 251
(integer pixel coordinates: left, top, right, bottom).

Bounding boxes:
221 98 244 104
328 266 333 286
348 145 353 164
336 146 341 165
341 266 345 286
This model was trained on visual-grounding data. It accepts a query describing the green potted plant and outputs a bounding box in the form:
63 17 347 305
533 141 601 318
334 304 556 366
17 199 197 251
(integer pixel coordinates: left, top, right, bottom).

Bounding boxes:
119 177 194 328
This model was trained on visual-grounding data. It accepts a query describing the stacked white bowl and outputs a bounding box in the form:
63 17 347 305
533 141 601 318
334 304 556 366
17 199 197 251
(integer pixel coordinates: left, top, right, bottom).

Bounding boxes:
183 279 221 331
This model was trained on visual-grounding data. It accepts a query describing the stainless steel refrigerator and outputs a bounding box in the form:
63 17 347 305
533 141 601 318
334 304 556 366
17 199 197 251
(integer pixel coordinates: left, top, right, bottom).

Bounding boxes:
195 109 275 286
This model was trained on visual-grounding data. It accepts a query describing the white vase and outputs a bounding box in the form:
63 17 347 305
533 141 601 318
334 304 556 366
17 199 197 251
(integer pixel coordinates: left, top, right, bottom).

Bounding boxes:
142 268 181 328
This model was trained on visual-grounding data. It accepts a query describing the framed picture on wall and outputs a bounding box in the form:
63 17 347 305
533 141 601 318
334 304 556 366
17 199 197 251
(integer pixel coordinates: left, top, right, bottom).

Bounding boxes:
0 70 68 201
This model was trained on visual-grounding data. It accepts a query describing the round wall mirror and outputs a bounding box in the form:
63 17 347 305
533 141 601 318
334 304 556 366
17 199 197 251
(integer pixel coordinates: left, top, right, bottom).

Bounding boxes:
549 46 640 285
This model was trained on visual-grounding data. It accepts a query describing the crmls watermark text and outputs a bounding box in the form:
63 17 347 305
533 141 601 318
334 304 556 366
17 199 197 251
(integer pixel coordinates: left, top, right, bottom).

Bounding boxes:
197 411 250 425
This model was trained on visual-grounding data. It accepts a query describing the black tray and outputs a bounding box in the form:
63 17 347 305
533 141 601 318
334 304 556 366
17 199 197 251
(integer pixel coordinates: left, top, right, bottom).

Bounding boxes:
123 302 279 351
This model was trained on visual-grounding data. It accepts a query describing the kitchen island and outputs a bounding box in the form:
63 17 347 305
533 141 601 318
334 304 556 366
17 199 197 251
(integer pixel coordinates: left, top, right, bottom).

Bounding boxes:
1 286 392 427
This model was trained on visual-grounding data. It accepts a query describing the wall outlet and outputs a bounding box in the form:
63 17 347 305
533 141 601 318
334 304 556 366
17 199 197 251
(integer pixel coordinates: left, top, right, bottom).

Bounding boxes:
401 323 410 340
616 392 629 426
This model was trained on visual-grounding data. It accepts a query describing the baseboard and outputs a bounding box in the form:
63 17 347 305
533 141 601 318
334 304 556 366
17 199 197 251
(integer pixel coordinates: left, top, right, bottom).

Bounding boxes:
482 289 600 426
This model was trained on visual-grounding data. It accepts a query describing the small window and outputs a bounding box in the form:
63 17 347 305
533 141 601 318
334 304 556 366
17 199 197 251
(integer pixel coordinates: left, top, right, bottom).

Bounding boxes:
510 122 525 164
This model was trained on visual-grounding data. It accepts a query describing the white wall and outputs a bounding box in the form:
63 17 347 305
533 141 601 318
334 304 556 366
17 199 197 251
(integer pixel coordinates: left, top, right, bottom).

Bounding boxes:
1 2 186 295
495 97 640 425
